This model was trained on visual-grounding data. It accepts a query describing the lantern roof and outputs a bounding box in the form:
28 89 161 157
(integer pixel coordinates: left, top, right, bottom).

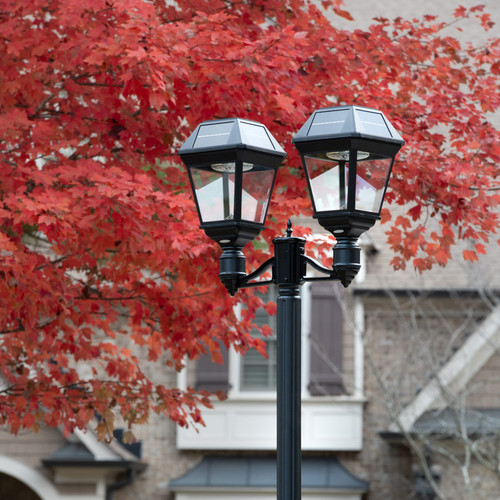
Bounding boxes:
178 118 286 157
292 105 404 146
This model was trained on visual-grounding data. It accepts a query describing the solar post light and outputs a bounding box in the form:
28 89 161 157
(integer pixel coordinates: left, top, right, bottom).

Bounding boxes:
178 107 404 500
178 118 285 296
293 105 404 287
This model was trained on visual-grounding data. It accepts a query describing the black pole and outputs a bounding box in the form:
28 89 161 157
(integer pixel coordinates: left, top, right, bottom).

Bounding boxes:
273 222 305 500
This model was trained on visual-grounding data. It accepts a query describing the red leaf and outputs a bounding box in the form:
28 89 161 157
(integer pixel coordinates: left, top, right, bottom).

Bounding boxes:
333 7 354 20
475 243 487 255
463 250 478 262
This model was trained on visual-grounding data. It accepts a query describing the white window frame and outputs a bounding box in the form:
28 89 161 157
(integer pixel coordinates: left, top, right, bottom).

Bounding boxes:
228 282 312 398
176 284 366 451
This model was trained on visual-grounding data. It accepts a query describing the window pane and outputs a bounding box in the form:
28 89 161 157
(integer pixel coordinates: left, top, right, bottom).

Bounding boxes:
240 338 277 390
240 290 277 391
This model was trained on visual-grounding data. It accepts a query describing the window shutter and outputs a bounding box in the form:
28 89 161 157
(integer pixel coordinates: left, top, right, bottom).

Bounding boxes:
195 345 230 392
308 282 344 395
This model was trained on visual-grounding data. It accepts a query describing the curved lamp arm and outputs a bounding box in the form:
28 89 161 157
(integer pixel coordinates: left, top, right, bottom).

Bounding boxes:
218 248 275 296
240 256 275 288
302 255 340 282
218 224 360 295
219 250 346 295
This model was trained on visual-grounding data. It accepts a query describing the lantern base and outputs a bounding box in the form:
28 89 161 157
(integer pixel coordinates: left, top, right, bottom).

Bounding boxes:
333 237 361 288
219 246 246 296
201 220 264 248
315 211 379 239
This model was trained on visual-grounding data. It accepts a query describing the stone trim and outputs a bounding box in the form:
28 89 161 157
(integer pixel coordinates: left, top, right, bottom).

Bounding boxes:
390 305 500 432
0 455 64 500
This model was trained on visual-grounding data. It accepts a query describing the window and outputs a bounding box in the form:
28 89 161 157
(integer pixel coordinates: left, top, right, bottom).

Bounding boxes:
195 282 345 397
240 290 277 391
180 282 366 451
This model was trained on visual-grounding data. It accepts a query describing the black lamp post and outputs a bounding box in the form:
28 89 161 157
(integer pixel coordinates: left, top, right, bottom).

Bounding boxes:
178 106 404 500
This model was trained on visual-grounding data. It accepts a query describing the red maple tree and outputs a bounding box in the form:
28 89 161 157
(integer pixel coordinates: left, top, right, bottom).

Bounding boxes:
0 0 498 438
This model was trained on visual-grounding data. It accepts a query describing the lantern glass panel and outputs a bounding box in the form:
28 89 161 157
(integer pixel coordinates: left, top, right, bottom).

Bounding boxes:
190 162 275 224
304 154 349 212
355 156 393 214
241 166 275 223
189 165 236 222
304 152 392 215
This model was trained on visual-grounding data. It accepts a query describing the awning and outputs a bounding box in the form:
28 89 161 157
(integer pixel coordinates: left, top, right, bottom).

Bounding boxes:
414 408 500 438
169 455 369 493
381 408 500 441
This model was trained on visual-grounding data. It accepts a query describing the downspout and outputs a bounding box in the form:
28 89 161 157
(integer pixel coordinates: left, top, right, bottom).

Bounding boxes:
105 467 136 500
